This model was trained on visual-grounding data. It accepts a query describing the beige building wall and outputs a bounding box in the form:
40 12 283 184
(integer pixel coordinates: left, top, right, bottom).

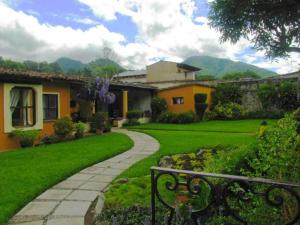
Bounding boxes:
146 61 195 82
115 76 147 83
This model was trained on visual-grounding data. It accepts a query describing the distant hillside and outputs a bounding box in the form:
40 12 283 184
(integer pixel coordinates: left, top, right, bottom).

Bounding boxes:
87 58 123 70
56 57 85 73
183 56 277 78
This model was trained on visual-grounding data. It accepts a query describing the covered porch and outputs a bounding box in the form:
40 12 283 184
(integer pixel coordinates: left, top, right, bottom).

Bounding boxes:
95 82 156 125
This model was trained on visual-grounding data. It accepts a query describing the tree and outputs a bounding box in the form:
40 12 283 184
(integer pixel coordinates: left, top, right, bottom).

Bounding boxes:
222 70 261 80
209 0 300 58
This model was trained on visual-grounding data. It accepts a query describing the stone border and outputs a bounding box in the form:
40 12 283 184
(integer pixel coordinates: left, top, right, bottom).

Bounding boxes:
9 129 160 225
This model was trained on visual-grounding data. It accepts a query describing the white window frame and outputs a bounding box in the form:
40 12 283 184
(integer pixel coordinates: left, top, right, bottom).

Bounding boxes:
43 92 60 121
3 83 43 133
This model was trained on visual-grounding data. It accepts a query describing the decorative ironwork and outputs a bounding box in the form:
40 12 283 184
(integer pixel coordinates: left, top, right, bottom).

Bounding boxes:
151 167 300 225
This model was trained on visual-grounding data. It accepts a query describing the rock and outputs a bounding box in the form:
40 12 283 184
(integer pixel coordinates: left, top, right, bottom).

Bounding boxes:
158 156 175 168
116 178 128 184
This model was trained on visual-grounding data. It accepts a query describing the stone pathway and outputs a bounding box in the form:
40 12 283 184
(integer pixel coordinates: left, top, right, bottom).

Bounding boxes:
9 129 160 225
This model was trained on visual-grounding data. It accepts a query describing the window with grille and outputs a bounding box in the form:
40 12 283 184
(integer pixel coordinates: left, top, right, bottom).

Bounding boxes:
43 94 58 120
10 87 36 127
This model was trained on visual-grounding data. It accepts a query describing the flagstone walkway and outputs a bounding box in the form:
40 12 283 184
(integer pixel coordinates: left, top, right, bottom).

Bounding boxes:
9 129 160 225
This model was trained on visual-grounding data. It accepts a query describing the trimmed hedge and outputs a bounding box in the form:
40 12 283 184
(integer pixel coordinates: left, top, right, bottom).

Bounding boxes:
127 110 143 120
157 111 196 124
194 93 208 120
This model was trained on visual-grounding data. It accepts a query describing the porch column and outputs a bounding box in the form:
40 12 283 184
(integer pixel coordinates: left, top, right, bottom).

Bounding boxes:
122 90 128 118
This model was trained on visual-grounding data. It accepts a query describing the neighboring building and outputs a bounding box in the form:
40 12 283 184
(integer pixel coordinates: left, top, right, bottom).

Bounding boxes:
113 60 215 114
158 84 214 113
113 70 147 83
146 61 198 83
0 69 83 151
113 60 200 86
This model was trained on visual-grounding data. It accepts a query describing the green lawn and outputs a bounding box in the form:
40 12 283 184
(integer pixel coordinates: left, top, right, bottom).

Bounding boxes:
0 133 133 225
129 119 277 133
104 120 277 210
119 119 276 178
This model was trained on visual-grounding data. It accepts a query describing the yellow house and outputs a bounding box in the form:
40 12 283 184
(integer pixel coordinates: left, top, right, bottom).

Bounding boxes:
158 83 214 113
0 69 83 151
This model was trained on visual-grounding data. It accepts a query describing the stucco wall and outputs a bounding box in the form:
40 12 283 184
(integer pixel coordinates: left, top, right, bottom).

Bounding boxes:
147 61 195 82
0 82 71 152
158 85 213 113
116 76 147 83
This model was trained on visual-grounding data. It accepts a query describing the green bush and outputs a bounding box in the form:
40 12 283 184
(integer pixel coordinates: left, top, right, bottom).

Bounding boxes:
258 81 298 111
151 96 167 121
247 110 284 119
10 129 40 148
53 117 74 138
127 110 143 120
75 122 86 139
90 112 109 132
212 83 242 107
157 111 196 124
210 102 247 120
42 135 60 144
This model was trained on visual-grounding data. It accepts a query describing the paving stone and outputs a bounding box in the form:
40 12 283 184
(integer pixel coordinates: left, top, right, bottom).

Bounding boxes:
46 217 84 225
17 201 59 216
52 201 91 217
37 189 72 200
100 168 123 176
66 190 99 201
90 175 114 183
110 163 130 170
80 167 105 174
12 220 44 225
53 180 84 189
68 173 94 181
79 181 108 191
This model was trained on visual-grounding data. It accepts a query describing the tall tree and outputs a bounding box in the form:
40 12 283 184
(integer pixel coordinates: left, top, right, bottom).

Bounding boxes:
209 0 300 58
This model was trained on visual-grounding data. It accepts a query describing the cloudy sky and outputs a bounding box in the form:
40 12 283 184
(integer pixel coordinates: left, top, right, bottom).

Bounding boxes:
0 0 299 74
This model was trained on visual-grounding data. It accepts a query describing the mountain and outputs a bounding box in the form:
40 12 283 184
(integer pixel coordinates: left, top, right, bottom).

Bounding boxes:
56 57 85 73
183 56 277 78
55 57 124 77
87 58 124 70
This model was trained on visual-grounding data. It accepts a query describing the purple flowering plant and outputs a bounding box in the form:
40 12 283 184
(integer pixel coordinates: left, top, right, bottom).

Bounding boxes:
76 77 116 104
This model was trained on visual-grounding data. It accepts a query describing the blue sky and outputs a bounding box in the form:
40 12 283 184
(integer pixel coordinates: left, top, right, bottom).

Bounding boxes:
0 0 298 73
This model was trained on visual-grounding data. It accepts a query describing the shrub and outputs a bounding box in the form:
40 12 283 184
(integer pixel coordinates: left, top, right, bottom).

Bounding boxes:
278 81 298 110
157 111 196 124
157 111 176 123
212 102 247 120
258 83 279 110
42 135 60 144
10 129 40 148
212 83 242 107
74 122 86 139
90 112 109 132
53 117 74 138
258 81 298 111
127 110 143 120
151 96 167 121
247 110 284 119
176 111 196 123
123 120 141 127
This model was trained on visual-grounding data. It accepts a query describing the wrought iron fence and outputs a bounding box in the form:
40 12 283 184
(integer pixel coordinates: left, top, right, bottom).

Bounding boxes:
151 167 300 225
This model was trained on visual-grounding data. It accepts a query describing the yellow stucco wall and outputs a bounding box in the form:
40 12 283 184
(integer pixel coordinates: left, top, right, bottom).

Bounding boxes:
158 84 214 113
0 82 71 152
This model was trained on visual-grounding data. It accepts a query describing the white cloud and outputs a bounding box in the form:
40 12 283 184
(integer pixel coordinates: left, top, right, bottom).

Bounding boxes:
0 0 299 74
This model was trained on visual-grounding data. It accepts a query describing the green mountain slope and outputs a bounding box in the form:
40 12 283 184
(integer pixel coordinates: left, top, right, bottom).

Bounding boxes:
56 57 85 73
183 55 277 78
